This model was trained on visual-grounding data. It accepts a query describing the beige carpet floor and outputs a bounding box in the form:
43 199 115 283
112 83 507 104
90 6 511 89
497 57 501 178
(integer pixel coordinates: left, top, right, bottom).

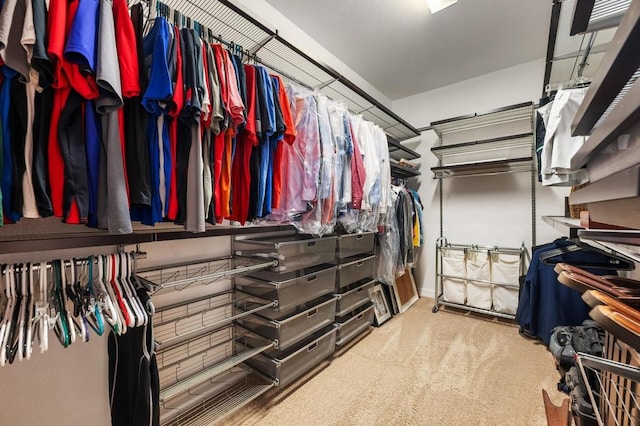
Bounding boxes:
226 297 565 425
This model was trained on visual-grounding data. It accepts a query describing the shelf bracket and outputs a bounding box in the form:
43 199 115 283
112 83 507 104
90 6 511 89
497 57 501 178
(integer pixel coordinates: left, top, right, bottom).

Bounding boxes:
248 32 277 56
314 78 339 90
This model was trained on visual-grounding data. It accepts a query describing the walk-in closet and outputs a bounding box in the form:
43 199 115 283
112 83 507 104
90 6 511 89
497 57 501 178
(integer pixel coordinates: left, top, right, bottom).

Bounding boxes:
0 0 639 424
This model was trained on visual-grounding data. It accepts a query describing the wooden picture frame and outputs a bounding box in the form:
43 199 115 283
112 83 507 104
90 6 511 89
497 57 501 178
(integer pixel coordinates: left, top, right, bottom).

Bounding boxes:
368 283 392 326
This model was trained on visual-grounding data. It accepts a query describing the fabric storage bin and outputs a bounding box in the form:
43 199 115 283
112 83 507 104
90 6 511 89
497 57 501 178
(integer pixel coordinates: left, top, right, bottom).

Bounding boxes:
236 296 337 351
336 232 376 259
334 280 375 317
336 255 376 290
490 252 522 315
235 265 336 313
235 235 337 272
441 249 466 304
243 327 337 388
466 250 492 310
335 304 374 346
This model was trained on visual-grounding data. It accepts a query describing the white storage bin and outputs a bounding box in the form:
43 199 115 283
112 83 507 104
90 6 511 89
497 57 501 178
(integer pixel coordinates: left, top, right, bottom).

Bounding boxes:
441 249 466 305
466 251 492 310
491 252 522 315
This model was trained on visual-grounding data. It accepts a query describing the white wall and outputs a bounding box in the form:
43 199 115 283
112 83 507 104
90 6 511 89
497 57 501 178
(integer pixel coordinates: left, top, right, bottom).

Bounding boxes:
392 58 570 298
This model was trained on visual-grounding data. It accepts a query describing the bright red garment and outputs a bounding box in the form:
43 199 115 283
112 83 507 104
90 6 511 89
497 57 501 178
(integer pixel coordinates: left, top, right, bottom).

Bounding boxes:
112 0 140 98
271 75 296 210
349 121 366 210
227 65 258 224
166 26 184 221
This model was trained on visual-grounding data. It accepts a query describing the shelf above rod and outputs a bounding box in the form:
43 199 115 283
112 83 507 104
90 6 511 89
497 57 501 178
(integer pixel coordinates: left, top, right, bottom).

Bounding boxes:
429 102 534 138
578 229 640 246
390 163 421 178
159 342 276 403
542 215 584 238
431 133 534 158
387 136 421 160
431 157 534 179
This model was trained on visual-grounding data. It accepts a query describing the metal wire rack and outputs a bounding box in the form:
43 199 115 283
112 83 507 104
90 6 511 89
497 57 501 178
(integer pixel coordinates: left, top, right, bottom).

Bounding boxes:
576 351 640 425
153 291 277 348
137 256 278 295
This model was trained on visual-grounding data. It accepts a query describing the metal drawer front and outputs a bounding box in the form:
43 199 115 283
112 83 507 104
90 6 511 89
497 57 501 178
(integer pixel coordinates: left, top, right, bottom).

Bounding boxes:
245 328 337 388
336 232 376 259
235 236 337 272
235 266 336 312
335 305 375 346
334 280 375 317
237 297 337 351
336 255 376 290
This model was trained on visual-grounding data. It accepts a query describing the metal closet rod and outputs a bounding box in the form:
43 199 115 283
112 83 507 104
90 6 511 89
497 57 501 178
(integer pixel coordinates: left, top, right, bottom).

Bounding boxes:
1 254 139 273
440 243 524 255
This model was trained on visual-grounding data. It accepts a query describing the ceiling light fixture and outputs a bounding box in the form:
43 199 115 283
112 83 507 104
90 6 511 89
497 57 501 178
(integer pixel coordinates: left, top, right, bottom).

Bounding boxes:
425 0 457 14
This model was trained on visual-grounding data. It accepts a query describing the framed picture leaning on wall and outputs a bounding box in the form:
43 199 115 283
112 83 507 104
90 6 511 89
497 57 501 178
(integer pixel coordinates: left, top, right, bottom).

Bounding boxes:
369 283 392 326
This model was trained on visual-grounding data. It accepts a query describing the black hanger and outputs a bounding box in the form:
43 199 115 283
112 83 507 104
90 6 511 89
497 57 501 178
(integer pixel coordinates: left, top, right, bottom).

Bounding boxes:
540 240 635 271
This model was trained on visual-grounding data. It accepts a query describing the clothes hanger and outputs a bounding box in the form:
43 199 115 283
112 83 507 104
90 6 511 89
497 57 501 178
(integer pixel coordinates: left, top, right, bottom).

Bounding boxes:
104 255 127 334
126 253 148 326
97 255 122 335
6 264 21 363
130 252 154 317
119 253 144 328
540 239 635 271
67 260 90 342
84 257 104 336
16 264 28 362
25 263 35 360
36 261 49 353
111 254 134 328
60 260 77 344
0 265 15 366
51 260 70 348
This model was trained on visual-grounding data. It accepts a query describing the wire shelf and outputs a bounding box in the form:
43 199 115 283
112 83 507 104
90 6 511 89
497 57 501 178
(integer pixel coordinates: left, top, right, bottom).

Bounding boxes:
160 341 275 402
576 351 640 425
162 374 276 426
430 102 534 138
431 157 534 179
137 256 278 294
153 292 277 348
431 133 534 158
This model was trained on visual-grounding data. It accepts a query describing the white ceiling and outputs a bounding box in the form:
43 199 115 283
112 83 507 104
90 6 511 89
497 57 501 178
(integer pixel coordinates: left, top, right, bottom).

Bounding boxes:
263 0 553 100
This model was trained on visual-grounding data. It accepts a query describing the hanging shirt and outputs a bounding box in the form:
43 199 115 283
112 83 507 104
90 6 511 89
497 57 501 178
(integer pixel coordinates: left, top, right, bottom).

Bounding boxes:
271 75 294 210
254 66 275 218
228 64 258 224
123 3 151 209
95 0 131 234
64 0 99 73
541 87 589 187
166 24 183 221
133 17 171 226
0 0 34 81
349 117 366 210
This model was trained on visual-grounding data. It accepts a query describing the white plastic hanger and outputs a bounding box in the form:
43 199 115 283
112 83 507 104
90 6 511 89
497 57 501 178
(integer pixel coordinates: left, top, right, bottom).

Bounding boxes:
25 263 35 360
121 253 145 327
110 254 134 329
1 265 16 366
16 265 27 362
103 256 126 335
36 261 49 354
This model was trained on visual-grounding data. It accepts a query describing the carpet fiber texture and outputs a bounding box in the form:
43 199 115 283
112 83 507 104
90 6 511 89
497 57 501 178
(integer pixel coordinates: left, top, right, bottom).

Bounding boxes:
226 297 564 425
